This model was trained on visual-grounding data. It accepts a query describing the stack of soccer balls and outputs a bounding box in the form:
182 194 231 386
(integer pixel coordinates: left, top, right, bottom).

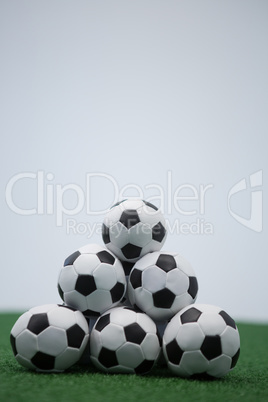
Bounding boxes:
10 199 240 377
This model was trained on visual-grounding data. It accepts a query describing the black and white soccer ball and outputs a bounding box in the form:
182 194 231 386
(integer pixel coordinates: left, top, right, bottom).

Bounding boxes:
128 252 198 321
162 304 240 378
10 304 89 372
58 244 126 316
90 306 161 374
102 199 167 263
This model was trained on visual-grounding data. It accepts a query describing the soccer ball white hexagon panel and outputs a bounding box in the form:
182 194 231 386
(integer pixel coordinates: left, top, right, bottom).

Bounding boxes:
162 304 240 378
102 199 167 262
10 304 89 372
128 252 198 321
57 244 127 316
90 306 161 374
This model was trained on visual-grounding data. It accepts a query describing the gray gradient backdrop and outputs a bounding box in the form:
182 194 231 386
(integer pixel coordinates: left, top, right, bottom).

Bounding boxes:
1 0 267 322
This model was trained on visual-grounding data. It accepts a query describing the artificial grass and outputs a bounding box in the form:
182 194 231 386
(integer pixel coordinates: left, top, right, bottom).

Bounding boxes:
1 313 268 402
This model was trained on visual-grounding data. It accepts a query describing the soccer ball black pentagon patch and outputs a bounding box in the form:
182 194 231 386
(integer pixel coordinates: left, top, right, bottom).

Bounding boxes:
201 335 222 360
188 277 198 299
96 250 115 265
57 284 64 301
180 307 202 324
219 310 236 329
142 200 158 211
152 222 166 243
10 334 17 356
153 288 176 309
129 268 142 289
155 254 176 272
102 224 110 244
66 324 86 349
64 251 81 267
95 314 111 332
75 275 96 296
120 209 140 229
31 352 56 370
121 243 142 259
111 282 125 303
231 349 240 369
124 323 146 344
27 313 49 335
99 347 118 368
120 261 135 276
135 359 155 374
166 339 183 365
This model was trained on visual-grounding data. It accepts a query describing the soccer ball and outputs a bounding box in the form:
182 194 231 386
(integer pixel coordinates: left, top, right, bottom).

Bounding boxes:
90 306 161 374
162 304 240 378
102 199 167 263
58 244 126 316
10 304 89 372
128 252 198 321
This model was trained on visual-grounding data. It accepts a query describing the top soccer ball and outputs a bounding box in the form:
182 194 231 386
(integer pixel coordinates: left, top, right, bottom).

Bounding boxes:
102 199 167 262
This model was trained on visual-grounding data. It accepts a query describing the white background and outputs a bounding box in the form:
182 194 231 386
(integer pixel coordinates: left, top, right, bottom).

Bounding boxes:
1 0 267 322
